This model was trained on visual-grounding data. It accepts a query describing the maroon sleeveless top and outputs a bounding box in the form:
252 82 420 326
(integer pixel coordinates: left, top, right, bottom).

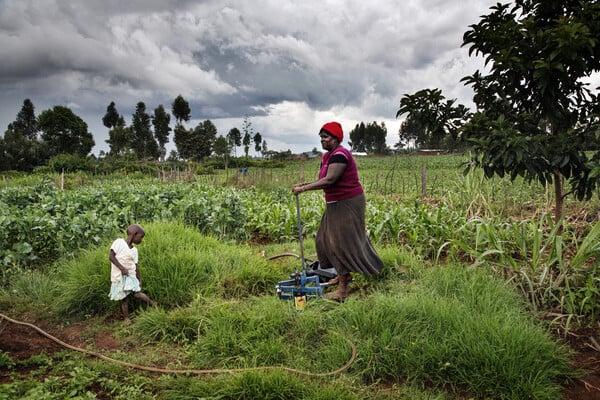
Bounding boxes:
318 146 364 202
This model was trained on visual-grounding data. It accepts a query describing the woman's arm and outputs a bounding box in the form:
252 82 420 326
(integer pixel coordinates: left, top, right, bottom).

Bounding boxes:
292 162 346 195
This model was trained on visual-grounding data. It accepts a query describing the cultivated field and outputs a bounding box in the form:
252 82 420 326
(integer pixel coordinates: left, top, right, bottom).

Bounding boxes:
1 154 599 399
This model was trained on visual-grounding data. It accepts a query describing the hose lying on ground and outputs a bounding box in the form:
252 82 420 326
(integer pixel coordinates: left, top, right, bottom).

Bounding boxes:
0 312 356 377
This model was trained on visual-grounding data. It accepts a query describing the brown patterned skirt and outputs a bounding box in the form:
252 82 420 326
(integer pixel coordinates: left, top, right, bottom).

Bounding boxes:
315 193 384 276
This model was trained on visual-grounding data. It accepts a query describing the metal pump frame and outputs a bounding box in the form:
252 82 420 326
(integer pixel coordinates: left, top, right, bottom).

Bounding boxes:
275 194 331 301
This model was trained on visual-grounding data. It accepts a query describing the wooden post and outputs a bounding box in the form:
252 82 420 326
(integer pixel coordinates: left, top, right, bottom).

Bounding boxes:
421 165 427 198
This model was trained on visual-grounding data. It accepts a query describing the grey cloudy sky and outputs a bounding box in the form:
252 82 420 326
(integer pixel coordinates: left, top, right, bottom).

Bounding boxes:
0 0 497 155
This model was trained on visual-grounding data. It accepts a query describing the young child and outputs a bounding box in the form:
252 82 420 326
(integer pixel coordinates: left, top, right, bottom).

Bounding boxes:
109 224 156 321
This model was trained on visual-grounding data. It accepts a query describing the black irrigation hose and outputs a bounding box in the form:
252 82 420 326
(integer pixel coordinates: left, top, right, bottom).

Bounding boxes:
0 312 356 377
267 253 301 261
267 253 317 264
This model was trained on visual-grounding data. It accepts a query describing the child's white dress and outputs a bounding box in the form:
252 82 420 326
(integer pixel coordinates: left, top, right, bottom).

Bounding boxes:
109 238 142 301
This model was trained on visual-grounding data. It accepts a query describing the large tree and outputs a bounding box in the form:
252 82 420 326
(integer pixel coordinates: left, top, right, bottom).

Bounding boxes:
253 132 262 155
241 116 253 157
396 117 422 150
193 119 217 160
396 88 470 150
349 121 388 154
103 102 131 156
171 95 191 124
173 120 217 161
0 99 44 171
152 104 171 160
173 124 192 160
461 0 600 221
131 102 159 160
227 127 242 157
102 101 120 129
213 135 230 164
106 124 132 156
14 98 38 140
38 105 95 158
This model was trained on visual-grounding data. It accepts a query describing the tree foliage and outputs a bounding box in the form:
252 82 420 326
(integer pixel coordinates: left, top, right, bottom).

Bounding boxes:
461 0 600 221
131 102 159 160
227 127 242 157
349 121 388 154
242 116 253 157
173 120 218 161
253 131 262 155
173 124 192 160
193 119 218 160
38 105 95 158
14 99 38 140
106 125 132 156
213 135 230 161
0 99 44 171
396 88 470 150
102 101 120 129
396 117 422 150
171 95 191 124
152 104 171 160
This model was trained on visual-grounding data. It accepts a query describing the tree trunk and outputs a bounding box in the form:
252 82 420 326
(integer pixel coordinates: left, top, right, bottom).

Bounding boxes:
553 169 563 225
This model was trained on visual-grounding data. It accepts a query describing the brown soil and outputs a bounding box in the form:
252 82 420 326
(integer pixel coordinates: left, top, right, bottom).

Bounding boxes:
0 314 598 399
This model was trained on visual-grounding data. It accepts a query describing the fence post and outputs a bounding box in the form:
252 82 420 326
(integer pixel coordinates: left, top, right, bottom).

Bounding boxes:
421 165 427 198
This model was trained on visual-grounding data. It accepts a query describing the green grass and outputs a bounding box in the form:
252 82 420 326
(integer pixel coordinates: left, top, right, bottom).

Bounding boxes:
0 222 577 399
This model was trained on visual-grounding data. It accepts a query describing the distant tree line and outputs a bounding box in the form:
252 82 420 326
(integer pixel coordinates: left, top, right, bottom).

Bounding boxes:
0 99 95 172
102 95 269 162
0 95 277 172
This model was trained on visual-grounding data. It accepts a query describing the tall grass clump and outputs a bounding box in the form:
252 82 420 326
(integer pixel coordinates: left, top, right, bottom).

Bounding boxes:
443 213 600 324
157 370 360 400
329 266 576 399
51 222 283 319
0 268 59 314
132 259 575 399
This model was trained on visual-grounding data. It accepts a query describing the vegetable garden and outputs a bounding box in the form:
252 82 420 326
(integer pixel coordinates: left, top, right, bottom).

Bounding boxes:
1 154 599 399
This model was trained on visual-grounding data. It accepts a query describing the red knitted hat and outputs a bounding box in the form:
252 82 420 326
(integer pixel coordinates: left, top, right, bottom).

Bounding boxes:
320 121 343 142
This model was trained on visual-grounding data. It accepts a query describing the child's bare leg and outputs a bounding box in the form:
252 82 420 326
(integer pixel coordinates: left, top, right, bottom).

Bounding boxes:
134 291 157 306
121 297 130 320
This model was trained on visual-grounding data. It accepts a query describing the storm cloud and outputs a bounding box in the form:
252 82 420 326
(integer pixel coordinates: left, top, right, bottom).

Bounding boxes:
0 0 495 154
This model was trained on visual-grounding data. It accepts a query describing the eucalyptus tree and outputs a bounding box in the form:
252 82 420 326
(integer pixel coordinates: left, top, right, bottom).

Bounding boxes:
227 127 242 157
213 135 230 166
15 98 38 140
152 104 171 160
242 116 253 157
131 102 159 160
194 119 217 160
103 101 131 156
349 121 388 154
0 99 43 171
253 131 262 155
102 101 120 129
171 95 191 124
397 117 422 150
106 124 132 156
461 0 600 221
171 95 191 160
173 124 193 160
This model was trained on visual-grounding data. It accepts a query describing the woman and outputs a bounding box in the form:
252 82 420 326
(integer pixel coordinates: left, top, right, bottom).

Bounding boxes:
292 121 384 300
